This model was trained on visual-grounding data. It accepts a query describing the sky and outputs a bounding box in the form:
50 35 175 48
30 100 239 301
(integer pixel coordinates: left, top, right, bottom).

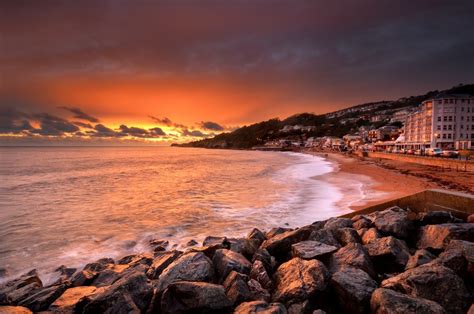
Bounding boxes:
1 0 474 145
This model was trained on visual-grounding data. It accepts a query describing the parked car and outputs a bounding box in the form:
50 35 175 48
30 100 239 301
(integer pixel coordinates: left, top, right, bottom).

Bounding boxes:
441 150 459 158
414 149 423 156
426 148 442 157
406 149 415 155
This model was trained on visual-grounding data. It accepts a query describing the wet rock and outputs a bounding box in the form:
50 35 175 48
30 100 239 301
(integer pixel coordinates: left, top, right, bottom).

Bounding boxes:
213 249 252 282
352 216 372 230
18 283 68 312
265 227 292 239
418 211 458 225
248 228 267 245
186 239 198 247
91 264 137 287
0 270 42 304
291 241 338 260
370 288 445 314
323 217 353 230
203 236 228 247
0 306 32 314
365 236 410 272
334 228 361 246
234 300 287 314
431 240 474 278
149 239 169 252
82 271 153 314
330 267 378 314
156 252 215 292
261 226 313 260
361 227 381 245
117 253 153 267
272 258 329 305
373 207 413 239
308 229 340 248
248 279 271 302
146 250 181 280
55 266 76 279
49 286 104 313
223 271 252 304
417 223 474 251
161 281 232 314
381 264 470 313
329 243 375 278
70 270 97 287
405 249 436 270
83 258 114 273
250 260 272 290
252 249 274 274
227 238 248 254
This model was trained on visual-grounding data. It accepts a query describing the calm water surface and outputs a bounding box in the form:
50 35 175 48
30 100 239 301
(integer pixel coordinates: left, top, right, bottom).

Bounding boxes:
0 146 351 283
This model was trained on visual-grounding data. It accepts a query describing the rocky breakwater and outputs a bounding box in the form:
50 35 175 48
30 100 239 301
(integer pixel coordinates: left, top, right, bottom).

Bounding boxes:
1 206 474 314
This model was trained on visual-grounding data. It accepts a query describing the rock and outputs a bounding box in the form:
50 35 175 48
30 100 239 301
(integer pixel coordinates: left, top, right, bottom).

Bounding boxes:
203 236 228 247
117 253 153 267
329 243 375 278
250 260 272 290
361 227 381 244
18 283 68 312
431 239 474 278
0 269 6 279
146 250 181 280
370 288 445 314
364 236 410 272
418 211 458 225
82 271 153 314
323 217 353 230
417 223 474 250
287 301 311 314
247 279 271 302
265 227 292 239
234 300 287 314
213 249 252 281
248 228 267 245
468 214 474 223
55 266 76 279
308 229 340 248
49 286 104 313
223 271 252 304
227 238 248 254
149 239 169 252
405 249 436 270
0 306 32 314
312 310 326 314
83 258 114 272
161 281 232 314
330 267 378 314
252 249 274 274
70 270 97 287
291 241 338 260
334 228 361 246
0 270 42 304
186 239 198 247
156 252 215 292
373 207 413 239
272 258 329 305
261 226 313 260
91 263 146 287
352 216 372 230
381 264 470 313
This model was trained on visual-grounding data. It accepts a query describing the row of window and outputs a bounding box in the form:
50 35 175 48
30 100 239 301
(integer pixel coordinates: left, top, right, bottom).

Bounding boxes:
437 99 472 104
437 133 474 139
436 124 473 131
437 116 473 122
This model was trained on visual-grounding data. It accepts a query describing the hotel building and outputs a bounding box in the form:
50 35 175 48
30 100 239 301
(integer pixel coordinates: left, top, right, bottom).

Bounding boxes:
404 94 474 150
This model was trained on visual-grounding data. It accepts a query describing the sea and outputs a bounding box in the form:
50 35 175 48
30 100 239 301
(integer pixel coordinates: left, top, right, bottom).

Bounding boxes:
0 146 369 284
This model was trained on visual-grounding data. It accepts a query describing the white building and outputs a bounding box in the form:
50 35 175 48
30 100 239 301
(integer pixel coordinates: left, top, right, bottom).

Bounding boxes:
404 94 474 149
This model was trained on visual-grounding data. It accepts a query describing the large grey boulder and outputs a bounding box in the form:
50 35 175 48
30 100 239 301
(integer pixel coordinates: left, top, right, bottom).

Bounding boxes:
272 258 329 305
417 223 474 250
370 288 445 314
430 239 474 278
328 243 375 278
308 229 341 248
373 207 414 239
381 264 469 313
146 250 181 280
18 284 68 312
213 249 252 282
330 267 378 314
223 271 252 305
323 217 353 230
161 281 232 314
364 236 410 272
261 227 313 260
0 270 42 305
291 241 338 260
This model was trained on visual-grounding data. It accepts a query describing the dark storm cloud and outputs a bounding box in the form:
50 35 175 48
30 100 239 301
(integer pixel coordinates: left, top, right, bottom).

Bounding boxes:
0 108 33 134
181 129 208 138
92 123 120 137
199 121 224 131
30 113 79 136
59 106 100 123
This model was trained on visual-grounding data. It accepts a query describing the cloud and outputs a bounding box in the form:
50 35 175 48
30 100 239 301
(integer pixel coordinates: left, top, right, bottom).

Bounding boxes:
30 113 79 136
149 127 166 136
0 108 33 134
73 121 94 129
59 106 100 123
199 121 224 131
149 116 173 126
181 129 208 138
92 123 121 137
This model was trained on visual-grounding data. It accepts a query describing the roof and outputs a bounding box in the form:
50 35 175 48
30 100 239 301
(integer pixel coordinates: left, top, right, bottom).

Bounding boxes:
425 93 474 100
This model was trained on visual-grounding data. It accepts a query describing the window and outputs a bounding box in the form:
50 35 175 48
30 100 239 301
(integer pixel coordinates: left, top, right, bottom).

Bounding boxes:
443 125 447 130
437 116 441 122
448 116 453 122
447 134 452 139
461 125 464 129
472 133 474 139
448 125 452 130
437 125 441 130
443 116 447 122
461 116 464 121
460 134 463 139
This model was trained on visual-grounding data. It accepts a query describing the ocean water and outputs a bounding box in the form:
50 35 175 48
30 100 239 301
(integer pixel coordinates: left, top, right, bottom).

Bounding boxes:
0 146 356 283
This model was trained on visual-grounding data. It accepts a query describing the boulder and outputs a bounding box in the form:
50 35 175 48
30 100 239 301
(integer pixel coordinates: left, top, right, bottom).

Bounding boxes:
328 243 375 278
0 270 42 305
261 227 313 260
364 236 410 272
49 286 105 313
334 228 361 246
83 258 114 273
82 271 153 314
252 249 274 274
117 253 153 267
234 300 287 314
161 281 232 314
361 228 381 245
405 249 436 270
417 211 458 225
308 229 340 248
203 236 228 247
265 227 292 239
223 271 252 304
417 223 474 250
381 264 469 313
149 239 169 252
70 270 97 287
431 239 474 278
370 288 445 314
146 250 181 280
0 306 32 314
91 264 132 287
213 249 252 282
323 217 353 230
247 279 271 302
373 207 413 239
18 283 68 312
186 239 198 247
250 260 272 290
272 258 329 305
156 252 215 292
248 228 267 245
468 214 474 223
352 216 372 230
330 267 378 314
291 241 338 260
227 238 248 254
286 300 312 314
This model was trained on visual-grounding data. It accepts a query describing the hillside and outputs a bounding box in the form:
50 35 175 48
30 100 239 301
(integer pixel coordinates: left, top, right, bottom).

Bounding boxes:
175 84 474 149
